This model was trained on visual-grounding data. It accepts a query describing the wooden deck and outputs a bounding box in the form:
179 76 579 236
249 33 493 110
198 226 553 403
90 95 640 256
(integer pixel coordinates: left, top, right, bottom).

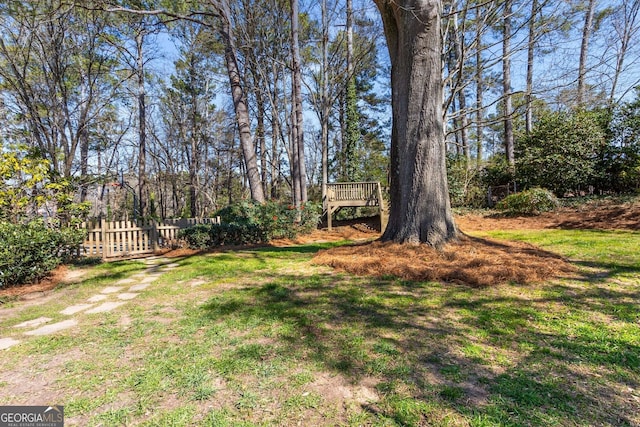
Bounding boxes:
324 182 387 231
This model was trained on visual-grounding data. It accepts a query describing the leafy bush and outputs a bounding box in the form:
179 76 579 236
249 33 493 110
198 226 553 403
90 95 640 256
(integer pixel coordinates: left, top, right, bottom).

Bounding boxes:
0 145 90 223
495 188 559 215
0 220 86 288
516 110 608 196
447 154 487 208
179 201 320 249
178 224 211 249
178 223 267 248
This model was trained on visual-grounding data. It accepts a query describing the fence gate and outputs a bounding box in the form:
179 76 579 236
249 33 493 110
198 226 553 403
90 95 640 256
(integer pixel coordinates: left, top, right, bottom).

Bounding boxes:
79 218 220 259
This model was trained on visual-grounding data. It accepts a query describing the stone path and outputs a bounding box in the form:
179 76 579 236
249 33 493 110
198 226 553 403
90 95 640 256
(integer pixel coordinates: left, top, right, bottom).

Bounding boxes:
0 256 179 351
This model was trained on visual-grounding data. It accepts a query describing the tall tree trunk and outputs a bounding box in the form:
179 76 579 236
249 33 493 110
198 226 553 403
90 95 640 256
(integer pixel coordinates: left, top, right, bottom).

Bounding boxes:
256 88 269 200
503 0 515 170
451 8 469 162
189 58 198 218
578 0 596 107
136 31 148 218
344 0 360 180
217 1 265 203
526 0 538 134
321 0 329 201
291 0 307 205
475 9 484 168
375 0 457 247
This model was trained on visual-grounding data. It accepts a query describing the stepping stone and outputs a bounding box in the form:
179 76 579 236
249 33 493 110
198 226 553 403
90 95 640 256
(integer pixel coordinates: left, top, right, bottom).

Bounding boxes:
143 258 167 265
100 286 123 294
87 294 108 303
117 293 138 300
164 263 180 268
129 283 150 292
14 317 52 329
139 275 161 284
25 319 78 336
60 304 94 316
115 278 137 285
0 338 21 350
85 302 126 314
189 279 207 288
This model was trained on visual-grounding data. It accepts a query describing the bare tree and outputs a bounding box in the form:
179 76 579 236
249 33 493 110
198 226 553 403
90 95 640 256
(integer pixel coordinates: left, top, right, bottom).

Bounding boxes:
578 0 597 106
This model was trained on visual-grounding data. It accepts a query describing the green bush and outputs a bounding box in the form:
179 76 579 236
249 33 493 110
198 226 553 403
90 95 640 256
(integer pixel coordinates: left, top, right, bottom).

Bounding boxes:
178 224 211 249
447 154 488 208
0 220 86 288
179 201 321 249
495 188 559 215
178 223 267 248
516 110 608 196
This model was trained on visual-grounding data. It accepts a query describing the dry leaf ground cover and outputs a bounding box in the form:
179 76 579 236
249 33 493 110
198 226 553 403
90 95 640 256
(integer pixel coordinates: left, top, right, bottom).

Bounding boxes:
0 198 639 426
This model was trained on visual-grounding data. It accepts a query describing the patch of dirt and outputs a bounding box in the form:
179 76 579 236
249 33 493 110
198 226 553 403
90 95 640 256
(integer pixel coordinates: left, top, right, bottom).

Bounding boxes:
313 236 577 286
308 372 379 404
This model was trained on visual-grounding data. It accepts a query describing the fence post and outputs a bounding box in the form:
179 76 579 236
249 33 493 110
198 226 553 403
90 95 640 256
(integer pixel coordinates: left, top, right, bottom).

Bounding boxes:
151 219 159 252
100 218 108 259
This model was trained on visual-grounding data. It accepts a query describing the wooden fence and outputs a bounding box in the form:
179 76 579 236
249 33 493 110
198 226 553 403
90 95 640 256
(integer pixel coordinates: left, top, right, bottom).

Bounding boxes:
78 217 220 259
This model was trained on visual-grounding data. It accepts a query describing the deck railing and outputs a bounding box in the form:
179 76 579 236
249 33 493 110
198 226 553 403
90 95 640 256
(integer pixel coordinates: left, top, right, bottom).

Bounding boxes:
325 182 380 204
324 181 387 230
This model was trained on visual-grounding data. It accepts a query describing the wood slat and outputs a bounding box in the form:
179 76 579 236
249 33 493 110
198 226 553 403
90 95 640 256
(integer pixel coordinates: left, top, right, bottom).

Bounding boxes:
77 217 221 259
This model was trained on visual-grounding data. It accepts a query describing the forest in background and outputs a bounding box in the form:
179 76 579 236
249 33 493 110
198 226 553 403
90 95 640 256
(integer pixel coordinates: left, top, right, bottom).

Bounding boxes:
0 0 639 222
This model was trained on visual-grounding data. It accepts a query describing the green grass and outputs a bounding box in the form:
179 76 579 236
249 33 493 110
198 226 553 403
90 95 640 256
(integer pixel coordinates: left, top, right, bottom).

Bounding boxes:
1 233 639 426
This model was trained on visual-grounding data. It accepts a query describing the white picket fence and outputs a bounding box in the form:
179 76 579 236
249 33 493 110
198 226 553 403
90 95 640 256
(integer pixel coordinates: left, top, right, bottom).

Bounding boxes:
78 217 220 259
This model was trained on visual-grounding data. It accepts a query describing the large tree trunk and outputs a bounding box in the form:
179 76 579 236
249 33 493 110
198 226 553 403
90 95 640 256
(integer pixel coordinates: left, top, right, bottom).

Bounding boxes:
320 0 329 201
375 0 457 247
217 1 265 203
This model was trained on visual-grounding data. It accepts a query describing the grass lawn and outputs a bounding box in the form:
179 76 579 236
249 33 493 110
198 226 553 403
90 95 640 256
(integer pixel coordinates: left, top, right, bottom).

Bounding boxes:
0 230 639 426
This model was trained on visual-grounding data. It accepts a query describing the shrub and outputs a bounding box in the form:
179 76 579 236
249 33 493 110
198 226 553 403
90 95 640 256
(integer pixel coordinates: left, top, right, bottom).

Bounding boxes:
178 223 267 248
179 201 321 249
495 188 559 215
178 224 211 249
515 110 608 196
447 154 488 208
0 220 86 288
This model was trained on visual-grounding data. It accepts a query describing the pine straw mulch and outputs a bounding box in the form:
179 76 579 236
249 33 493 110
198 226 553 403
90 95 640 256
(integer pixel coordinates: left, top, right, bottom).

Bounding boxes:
312 234 577 287
313 198 640 286
0 265 71 299
456 198 640 231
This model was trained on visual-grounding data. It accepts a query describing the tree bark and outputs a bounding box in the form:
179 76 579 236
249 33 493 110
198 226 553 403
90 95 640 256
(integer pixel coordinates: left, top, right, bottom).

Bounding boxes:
320 0 329 201
217 1 265 203
375 0 457 247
